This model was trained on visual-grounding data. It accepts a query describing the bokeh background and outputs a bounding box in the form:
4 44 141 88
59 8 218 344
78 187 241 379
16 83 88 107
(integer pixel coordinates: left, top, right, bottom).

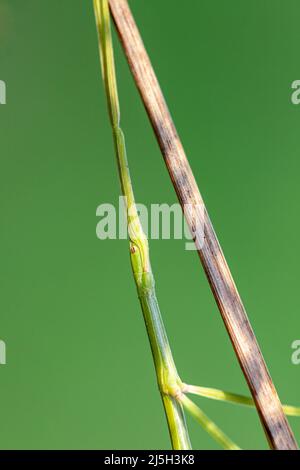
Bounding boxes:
0 0 300 450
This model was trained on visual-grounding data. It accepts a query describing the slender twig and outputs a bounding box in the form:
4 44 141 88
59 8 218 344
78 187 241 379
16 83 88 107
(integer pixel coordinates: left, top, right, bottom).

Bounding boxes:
94 0 240 450
108 0 298 450
179 394 240 450
183 384 300 416
93 0 191 449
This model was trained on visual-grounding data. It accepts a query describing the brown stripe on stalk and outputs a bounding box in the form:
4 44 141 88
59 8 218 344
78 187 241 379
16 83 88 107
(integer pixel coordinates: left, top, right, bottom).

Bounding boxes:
108 0 298 450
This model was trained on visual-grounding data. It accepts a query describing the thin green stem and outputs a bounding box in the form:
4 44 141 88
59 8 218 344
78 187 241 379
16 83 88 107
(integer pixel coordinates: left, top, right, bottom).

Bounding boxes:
184 384 300 417
94 0 246 450
282 405 300 417
179 394 240 450
94 0 191 449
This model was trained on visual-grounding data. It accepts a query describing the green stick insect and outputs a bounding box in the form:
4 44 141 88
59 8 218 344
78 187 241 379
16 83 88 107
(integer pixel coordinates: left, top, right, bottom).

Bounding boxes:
94 0 300 449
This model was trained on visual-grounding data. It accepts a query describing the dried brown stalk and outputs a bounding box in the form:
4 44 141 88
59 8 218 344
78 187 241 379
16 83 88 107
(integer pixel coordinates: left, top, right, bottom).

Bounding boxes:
108 0 298 450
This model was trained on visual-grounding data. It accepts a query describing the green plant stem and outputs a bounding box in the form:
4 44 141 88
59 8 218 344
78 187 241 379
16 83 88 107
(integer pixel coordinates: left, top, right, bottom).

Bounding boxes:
183 384 300 416
108 0 298 450
94 0 191 449
179 394 240 450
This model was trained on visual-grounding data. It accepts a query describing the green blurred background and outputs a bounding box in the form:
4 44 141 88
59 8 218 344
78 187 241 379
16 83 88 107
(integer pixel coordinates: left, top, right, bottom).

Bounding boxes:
0 0 300 450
